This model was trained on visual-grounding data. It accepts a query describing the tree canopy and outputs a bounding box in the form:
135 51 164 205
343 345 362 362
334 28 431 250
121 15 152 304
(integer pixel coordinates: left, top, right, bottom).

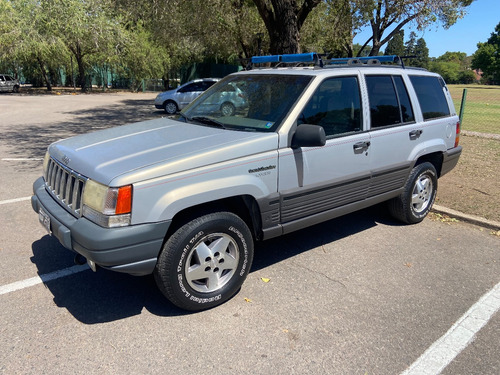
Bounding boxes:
0 0 483 90
472 22 500 83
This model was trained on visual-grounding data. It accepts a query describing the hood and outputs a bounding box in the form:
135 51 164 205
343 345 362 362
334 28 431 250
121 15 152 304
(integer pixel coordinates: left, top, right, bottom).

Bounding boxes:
48 118 278 186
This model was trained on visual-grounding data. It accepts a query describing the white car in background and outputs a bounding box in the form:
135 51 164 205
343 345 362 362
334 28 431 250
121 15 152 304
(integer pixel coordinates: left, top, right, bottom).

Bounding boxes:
0 74 20 93
154 78 219 114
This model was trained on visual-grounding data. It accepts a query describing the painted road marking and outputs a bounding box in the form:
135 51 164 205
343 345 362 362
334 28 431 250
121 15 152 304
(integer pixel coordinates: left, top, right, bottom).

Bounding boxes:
401 281 500 375
1 158 43 161
0 196 32 205
0 265 89 296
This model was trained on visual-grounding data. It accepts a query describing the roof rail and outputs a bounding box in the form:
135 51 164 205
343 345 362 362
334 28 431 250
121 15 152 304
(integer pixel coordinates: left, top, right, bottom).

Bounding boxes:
327 55 405 67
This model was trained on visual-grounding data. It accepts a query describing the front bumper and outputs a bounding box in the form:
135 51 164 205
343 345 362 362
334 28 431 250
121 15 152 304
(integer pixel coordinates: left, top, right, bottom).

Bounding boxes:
32 177 170 276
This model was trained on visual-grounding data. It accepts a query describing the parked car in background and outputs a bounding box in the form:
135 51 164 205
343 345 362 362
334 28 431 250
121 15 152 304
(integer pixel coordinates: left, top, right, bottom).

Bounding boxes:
192 81 249 116
0 74 20 93
154 78 219 114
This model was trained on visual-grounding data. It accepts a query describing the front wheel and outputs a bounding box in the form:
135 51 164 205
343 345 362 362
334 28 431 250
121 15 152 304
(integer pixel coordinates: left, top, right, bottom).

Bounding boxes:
164 101 178 115
220 102 235 116
389 162 438 224
154 212 254 311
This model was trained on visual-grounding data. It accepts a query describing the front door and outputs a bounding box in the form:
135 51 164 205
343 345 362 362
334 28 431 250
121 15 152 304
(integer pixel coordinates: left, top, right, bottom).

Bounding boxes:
278 75 371 231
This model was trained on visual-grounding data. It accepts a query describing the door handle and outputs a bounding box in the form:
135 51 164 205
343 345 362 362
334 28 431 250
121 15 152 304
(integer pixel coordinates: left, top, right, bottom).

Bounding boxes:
409 129 423 140
353 141 370 154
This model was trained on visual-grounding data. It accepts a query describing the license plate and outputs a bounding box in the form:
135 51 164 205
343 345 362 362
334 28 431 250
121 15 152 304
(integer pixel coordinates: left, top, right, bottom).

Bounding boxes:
38 208 51 234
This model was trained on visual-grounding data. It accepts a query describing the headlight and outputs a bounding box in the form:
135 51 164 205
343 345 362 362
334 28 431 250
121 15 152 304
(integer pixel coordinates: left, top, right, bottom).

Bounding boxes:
43 151 50 176
82 180 133 228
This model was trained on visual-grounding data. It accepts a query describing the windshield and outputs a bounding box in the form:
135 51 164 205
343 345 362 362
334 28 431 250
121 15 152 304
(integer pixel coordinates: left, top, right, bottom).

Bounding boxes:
181 74 312 132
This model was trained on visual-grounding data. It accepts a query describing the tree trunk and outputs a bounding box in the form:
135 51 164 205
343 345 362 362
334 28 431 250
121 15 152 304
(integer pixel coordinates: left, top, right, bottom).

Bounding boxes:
70 42 87 92
37 57 52 92
253 0 320 55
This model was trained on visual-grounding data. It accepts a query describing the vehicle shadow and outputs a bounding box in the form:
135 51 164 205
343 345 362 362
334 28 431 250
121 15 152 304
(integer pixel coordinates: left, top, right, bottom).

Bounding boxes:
2 98 164 162
30 205 399 324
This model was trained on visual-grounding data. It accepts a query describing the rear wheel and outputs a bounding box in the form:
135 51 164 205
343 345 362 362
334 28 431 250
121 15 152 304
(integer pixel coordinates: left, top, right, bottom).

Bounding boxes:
389 162 437 224
154 212 254 311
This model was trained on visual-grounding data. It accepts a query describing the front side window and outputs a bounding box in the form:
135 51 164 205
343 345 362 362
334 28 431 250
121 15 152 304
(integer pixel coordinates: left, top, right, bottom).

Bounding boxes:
298 76 362 137
409 75 450 120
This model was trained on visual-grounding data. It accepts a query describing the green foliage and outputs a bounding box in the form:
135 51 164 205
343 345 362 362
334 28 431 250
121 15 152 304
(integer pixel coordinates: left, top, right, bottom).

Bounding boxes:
471 22 500 83
429 51 475 84
385 30 405 56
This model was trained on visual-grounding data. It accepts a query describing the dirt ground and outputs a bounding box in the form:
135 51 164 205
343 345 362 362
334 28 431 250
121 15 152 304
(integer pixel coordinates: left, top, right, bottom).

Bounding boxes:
436 134 500 222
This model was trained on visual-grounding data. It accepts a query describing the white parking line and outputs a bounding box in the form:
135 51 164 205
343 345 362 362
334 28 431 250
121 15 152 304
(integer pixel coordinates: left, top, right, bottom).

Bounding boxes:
1 158 43 161
0 264 89 296
0 196 32 205
401 281 500 375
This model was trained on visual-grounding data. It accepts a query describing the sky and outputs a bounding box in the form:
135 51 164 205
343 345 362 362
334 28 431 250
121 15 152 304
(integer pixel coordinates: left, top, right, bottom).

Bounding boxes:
353 0 500 58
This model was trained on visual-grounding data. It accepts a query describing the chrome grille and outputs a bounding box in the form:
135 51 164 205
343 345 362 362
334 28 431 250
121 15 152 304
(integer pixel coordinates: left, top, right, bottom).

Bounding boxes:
45 158 87 216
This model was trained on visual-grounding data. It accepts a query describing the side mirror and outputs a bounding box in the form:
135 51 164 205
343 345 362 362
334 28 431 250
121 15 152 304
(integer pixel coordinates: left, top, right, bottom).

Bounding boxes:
291 124 326 149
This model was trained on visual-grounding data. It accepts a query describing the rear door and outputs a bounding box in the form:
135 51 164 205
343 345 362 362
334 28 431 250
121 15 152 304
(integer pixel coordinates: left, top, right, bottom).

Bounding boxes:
363 74 419 198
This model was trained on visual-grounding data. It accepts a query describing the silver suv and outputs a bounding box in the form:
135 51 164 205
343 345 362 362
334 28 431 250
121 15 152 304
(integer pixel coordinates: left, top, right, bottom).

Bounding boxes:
0 74 20 93
32 54 462 311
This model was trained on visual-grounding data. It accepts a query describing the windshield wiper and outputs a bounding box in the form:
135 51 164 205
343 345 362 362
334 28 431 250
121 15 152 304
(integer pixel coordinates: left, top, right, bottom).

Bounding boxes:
190 116 227 129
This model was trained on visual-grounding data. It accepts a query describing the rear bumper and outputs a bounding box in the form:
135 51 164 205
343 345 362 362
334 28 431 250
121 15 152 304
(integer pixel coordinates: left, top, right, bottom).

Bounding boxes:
441 146 462 177
32 177 170 276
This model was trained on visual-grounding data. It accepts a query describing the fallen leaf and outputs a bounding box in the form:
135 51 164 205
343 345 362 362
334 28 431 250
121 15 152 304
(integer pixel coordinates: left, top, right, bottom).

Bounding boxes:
244 298 252 303
261 277 270 283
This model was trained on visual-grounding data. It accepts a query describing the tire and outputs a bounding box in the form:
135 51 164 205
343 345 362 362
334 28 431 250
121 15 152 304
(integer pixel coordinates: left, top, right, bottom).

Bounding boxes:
220 102 235 116
164 101 178 115
13 85 20 93
388 162 437 224
154 212 254 311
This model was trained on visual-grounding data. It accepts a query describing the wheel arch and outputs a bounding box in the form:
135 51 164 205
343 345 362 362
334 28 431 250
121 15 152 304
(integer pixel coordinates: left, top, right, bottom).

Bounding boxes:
164 195 263 243
414 151 444 177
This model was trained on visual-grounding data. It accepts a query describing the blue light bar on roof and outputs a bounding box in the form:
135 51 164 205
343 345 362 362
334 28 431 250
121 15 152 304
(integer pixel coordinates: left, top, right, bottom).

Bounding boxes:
281 53 316 63
251 53 319 64
251 55 281 64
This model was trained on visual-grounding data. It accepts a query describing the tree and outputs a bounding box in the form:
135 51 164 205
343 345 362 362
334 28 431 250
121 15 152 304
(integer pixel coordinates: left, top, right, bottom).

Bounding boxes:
45 0 123 91
471 22 500 83
0 0 68 90
252 0 321 54
413 38 429 68
384 30 405 56
354 0 473 56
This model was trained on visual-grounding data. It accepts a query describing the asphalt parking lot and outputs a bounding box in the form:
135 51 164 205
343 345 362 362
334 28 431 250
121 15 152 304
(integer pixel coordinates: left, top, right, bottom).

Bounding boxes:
1 92 499 374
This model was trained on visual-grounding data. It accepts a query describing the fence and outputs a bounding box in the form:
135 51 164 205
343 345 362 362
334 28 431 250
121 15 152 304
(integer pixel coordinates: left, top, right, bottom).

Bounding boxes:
449 85 500 135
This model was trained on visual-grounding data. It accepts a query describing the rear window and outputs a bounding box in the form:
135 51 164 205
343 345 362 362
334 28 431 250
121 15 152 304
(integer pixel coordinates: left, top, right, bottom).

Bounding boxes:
409 76 450 120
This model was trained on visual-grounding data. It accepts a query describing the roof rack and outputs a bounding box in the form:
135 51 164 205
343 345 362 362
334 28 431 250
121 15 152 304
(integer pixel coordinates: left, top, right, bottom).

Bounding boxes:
246 53 413 69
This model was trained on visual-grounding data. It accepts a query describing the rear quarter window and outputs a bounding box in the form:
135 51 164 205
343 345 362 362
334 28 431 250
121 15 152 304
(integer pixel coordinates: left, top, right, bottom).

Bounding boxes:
409 76 450 120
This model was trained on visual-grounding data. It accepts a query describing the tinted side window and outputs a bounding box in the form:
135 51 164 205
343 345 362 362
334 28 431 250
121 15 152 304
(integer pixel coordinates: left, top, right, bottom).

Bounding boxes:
394 76 414 123
299 76 362 137
409 76 450 120
366 75 400 127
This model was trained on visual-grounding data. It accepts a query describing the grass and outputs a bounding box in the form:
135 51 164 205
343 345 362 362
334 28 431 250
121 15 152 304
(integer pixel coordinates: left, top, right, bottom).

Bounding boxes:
448 85 500 135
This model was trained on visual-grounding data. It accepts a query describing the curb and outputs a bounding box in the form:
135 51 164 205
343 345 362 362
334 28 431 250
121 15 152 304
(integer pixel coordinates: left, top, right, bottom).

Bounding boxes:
432 204 500 231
